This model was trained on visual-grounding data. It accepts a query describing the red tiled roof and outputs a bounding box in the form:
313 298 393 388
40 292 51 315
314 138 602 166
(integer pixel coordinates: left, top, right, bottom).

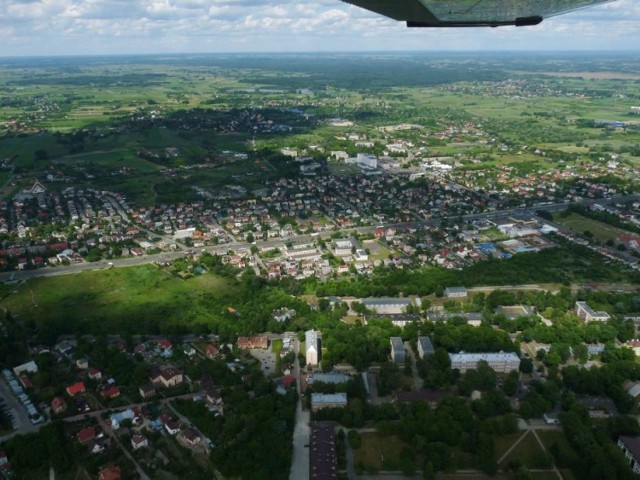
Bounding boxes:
66 382 85 396
77 427 95 444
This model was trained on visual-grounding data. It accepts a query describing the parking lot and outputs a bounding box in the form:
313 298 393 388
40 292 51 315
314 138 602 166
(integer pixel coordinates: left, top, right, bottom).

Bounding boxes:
250 348 277 375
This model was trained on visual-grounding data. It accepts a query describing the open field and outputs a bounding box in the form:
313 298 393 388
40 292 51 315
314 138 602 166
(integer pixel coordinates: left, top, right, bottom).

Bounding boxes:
0 265 236 335
354 433 415 471
497 431 548 469
553 212 628 243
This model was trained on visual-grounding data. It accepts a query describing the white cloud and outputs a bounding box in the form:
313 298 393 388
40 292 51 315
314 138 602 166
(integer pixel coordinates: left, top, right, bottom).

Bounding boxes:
0 0 637 55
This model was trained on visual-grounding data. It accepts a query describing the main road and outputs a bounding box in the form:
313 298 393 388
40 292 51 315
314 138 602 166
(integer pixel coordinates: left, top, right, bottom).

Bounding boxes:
0 194 637 284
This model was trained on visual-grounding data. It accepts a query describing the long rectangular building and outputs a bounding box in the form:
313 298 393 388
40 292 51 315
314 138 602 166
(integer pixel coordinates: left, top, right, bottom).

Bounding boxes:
311 393 348 411
449 352 520 374
362 297 413 315
310 422 338 480
575 301 610 322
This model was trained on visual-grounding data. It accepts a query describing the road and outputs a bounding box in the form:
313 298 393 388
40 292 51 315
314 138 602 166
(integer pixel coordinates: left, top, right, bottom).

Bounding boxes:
403 341 424 391
0 194 637 284
0 391 202 445
289 337 310 480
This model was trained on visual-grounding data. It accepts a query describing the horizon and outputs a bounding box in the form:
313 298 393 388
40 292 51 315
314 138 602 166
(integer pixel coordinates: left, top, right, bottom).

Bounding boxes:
1 49 640 60
0 0 638 57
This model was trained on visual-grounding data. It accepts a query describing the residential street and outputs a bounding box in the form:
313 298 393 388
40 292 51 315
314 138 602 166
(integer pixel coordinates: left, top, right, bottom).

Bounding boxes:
289 337 310 480
0 194 636 284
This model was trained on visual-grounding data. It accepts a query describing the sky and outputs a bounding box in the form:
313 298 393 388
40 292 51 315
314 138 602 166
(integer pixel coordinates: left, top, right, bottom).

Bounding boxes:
0 0 638 56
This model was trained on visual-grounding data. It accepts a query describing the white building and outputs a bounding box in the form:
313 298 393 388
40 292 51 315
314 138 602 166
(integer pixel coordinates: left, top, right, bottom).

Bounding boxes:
417 337 435 359
346 153 377 169
449 352 520 374
444 286 468 298
306 330 319 366
362 297 412 315
618 436 640 474
575 301 611 322
390 337 405 364
174 227 196 239
311 393 347 411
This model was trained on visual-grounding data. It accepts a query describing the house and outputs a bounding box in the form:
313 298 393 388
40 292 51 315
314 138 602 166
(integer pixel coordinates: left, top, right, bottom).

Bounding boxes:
158 339 173 350
205 387 223 406
13 360 38 376
183 345 196 357
164 420 181 435
390 337 405 364
150 366 183 388
417 336 435 359
139 383 156 399
88 368 102 380
76 358 89 370
51 396 67 414
77 427 96 444
306 330 319 366
205 344 219 359
66 382 86 396
444 286 468 298
110 409 138 429
626 340 640 356
180 427 202 447
90 441 106 454
98 465 121 480
618 436 640 474
131 435 149 450
100 386 121 399
311 393 347 412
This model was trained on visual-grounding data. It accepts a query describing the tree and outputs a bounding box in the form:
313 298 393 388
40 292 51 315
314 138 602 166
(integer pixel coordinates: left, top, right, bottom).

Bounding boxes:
347 430 362 449
519 358 533 374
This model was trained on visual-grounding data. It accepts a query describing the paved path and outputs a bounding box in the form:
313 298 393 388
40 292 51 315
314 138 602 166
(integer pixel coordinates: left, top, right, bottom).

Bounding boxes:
98 415 150 480
497 430 530 464
289 337 310 480
531 428 562 480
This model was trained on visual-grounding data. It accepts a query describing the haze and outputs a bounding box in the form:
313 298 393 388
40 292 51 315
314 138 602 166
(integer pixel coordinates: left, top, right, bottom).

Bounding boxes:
0 0 638 56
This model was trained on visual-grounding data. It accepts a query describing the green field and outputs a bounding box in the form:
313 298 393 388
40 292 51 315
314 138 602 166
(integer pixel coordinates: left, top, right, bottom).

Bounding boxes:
1 265 236 335
554 212 628 243
354 433 416 471
497 431 550 470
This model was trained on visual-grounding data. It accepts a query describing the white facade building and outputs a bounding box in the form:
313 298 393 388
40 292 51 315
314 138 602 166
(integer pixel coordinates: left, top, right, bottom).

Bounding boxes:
306 330 319 366
575 301 611 322
449 352 520 374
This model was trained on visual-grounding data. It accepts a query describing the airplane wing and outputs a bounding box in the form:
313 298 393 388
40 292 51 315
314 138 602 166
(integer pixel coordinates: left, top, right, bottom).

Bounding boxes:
340 0 617 27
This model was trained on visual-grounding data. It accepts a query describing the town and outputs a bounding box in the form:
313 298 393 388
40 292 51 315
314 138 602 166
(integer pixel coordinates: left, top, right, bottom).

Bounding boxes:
0 52 639 480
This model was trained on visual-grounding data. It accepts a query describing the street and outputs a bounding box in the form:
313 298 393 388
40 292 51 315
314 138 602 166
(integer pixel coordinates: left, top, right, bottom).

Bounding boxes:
289 337 310 480
0 194 637 284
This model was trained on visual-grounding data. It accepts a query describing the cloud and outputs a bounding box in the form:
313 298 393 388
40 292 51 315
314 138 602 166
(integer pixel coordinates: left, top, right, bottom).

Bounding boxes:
0 0 637 55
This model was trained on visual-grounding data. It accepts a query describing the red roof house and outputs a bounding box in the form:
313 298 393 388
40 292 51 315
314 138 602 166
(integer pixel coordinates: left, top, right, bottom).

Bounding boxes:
77 427 96 444
66 382 86 396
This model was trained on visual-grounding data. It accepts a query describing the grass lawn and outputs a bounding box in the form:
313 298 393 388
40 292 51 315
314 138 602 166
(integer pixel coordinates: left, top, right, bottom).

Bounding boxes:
494 432 526 462
553 212 626 243
0 265 236 335
498 431 548 469
354 433 415 471
272 338 284 375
